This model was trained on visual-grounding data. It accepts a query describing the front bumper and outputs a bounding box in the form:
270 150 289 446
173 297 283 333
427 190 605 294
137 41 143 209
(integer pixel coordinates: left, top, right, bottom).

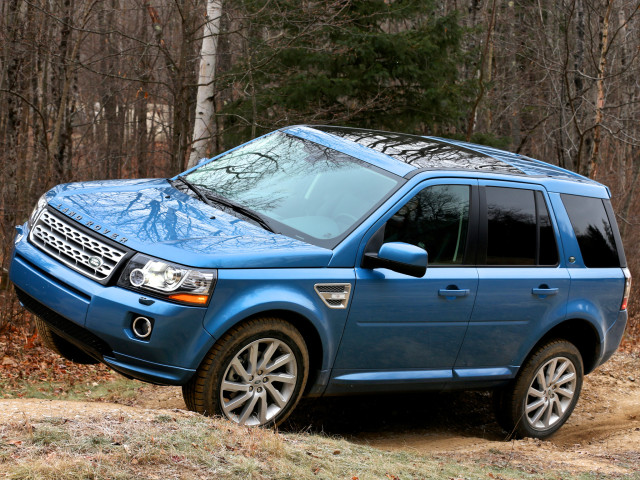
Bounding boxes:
9 225 215 385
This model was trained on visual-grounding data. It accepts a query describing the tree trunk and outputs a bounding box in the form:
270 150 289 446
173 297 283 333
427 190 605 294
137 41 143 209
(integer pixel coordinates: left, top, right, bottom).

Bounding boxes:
588 0 613 179
465 0 497 141
50 0 76 183
188 0 223 169
2 0 25 229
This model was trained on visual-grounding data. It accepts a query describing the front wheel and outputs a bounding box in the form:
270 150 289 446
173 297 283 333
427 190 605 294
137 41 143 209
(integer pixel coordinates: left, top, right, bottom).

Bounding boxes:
35 317 99 364
494 339 583 439
182 318 309 427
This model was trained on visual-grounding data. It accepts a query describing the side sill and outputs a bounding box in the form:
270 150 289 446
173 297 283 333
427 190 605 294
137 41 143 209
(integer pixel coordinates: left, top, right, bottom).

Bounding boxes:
325 369 451 395
452 366 517 380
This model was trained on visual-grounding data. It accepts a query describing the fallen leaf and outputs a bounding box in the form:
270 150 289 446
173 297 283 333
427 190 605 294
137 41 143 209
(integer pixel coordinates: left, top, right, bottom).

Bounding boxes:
1 356 17 367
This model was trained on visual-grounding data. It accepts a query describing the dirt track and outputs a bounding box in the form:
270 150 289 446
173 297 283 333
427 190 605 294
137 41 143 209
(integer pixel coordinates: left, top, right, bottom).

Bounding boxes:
1 352 638 476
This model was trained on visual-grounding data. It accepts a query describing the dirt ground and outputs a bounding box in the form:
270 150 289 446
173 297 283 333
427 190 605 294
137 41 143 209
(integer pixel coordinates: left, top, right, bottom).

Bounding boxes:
1 351 638 476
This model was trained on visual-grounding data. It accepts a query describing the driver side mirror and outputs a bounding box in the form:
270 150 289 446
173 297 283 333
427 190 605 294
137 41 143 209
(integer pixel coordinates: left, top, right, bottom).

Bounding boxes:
362 242 427 278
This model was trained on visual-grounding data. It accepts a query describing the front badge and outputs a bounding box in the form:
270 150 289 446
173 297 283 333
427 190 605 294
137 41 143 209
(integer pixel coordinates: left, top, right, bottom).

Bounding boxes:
88 256 104 269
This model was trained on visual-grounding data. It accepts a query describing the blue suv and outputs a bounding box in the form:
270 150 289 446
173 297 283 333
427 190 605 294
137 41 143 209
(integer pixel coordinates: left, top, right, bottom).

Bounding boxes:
10 126 630 438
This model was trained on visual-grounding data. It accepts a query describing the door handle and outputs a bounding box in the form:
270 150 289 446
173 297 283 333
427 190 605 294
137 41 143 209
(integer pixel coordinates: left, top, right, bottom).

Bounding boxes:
438 288 470 298
532 287 559 297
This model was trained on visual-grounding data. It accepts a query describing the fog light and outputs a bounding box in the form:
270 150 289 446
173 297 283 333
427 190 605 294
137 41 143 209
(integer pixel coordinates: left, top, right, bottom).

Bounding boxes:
132 316 153 339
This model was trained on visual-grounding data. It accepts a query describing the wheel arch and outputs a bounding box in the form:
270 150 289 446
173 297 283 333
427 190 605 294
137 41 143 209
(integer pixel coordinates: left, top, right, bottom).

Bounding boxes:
525 318 602 374
241 309 324 393
202 306 327 394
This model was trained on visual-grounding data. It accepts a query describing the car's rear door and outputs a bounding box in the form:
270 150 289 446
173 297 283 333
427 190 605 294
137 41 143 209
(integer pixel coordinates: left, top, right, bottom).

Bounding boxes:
453 181 570 379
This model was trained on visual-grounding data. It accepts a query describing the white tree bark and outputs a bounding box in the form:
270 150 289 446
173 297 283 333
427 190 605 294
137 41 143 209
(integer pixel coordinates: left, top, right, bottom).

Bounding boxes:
188 0 222 169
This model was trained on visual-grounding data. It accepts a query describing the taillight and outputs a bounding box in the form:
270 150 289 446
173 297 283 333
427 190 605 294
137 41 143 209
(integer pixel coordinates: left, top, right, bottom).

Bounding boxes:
621 268 632 311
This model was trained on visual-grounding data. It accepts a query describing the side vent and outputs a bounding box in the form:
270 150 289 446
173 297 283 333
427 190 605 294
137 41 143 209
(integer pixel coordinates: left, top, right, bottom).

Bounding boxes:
314 283 352 309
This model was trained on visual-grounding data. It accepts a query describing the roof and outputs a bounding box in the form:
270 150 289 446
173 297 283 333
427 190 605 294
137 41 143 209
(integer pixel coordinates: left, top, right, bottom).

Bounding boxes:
308 125 590 183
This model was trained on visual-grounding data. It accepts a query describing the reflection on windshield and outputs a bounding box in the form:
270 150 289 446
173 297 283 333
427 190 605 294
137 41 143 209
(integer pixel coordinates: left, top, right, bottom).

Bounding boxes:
185 133 400 246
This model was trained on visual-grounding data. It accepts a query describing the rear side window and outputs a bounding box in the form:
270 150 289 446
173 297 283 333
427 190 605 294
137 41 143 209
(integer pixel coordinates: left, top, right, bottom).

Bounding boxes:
561 194 619 268
485 187 558 266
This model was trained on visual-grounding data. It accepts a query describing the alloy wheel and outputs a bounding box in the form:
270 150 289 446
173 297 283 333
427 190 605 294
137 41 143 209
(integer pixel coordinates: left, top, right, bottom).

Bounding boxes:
220 337 298 426
525 356 577 430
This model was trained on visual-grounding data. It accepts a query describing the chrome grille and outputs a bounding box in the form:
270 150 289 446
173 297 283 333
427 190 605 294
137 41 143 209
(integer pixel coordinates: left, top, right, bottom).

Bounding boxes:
29 210 126 281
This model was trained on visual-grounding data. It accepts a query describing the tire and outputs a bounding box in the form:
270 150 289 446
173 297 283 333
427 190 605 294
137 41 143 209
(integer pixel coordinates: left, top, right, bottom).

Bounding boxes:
182 317 309 427
494 339 583 439
35 317 99 365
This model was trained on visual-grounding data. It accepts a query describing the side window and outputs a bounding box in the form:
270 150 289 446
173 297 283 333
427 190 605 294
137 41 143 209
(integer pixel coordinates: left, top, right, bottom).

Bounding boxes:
485 187 558 266
383 185 470 265
561 194 619 268
486 187 536 265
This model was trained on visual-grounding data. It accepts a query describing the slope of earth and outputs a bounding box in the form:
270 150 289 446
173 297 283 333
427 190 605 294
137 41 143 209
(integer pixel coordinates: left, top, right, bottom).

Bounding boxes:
1 350 638 478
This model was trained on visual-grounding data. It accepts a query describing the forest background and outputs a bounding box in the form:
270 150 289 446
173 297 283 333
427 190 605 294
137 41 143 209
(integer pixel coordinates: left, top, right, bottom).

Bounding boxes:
1 0 639 339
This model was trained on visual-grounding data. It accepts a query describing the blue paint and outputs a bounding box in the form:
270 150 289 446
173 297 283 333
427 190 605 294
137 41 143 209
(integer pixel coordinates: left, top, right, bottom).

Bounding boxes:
9 126 628 406
378 242 428 268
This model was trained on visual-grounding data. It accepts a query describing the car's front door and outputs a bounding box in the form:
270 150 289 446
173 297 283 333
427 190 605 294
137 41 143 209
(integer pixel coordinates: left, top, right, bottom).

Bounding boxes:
328 180 479 393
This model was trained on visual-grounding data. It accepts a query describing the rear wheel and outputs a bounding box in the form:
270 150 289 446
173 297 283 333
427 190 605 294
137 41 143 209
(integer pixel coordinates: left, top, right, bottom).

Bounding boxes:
35 317 99 364
183 318 308 427
494 339 583 439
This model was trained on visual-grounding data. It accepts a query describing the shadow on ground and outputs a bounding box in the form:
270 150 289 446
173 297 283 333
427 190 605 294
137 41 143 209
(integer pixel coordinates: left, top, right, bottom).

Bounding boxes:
283 389 506 441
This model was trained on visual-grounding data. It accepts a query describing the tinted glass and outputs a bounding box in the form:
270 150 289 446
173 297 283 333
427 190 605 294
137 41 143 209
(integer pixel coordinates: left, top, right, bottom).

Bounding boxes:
185 132 401 247
486 187 536 265
384 185 469 265
536 191 559 266
561 194 619 268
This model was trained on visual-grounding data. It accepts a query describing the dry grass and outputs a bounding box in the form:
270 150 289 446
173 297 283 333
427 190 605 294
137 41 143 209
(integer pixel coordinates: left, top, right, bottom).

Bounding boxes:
2 324 639 479
0 409 619 480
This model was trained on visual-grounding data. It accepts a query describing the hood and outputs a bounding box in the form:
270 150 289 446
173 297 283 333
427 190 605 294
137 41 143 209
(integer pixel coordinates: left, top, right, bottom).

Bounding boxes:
45 179 333 269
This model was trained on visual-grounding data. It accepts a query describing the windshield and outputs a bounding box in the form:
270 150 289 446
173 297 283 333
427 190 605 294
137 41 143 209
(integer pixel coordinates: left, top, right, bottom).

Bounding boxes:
184 132 402 248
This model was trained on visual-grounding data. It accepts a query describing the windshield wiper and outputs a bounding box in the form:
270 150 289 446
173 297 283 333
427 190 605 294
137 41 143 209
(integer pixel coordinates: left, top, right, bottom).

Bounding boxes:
170 176 276 234
171 176 212 206
202 192 276 233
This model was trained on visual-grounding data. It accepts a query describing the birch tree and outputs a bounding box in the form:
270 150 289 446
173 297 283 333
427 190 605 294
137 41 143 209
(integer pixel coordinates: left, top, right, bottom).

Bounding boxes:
188 0 223 169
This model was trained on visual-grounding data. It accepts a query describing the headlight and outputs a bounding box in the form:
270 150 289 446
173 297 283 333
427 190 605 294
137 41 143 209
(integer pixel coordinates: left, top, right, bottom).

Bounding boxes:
27 194 48 229
118 254 217 306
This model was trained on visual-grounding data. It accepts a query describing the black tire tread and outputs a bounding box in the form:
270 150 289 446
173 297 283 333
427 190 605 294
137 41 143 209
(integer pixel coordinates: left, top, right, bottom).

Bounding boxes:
496 338 583 439
35 317 98 364
182 317 308 425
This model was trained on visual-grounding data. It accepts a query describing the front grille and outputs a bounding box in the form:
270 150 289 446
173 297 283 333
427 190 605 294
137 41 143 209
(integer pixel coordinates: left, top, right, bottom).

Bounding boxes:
15 287 113 357
29 210 126 281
